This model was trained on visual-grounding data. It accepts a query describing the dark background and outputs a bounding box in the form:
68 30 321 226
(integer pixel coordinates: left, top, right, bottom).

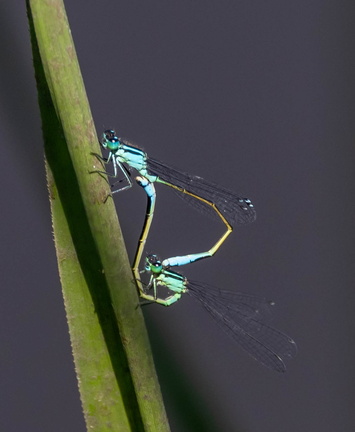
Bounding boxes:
1 1 354 431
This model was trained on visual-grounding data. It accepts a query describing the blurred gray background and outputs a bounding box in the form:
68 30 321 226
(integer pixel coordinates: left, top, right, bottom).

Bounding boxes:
1 1 354 431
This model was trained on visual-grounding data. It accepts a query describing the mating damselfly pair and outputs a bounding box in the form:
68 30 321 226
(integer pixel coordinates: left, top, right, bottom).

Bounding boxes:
93 129 297 372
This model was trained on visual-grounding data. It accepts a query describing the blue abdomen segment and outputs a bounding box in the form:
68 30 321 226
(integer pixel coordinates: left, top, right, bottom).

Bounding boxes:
162 252 210 267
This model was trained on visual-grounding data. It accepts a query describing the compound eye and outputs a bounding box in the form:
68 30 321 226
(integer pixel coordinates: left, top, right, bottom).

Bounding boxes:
104 129 116 140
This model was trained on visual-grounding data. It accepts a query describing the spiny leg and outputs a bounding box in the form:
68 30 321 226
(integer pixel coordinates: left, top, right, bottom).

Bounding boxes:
139 291 182 306
139 277 183 306
110 160 133 194
90 152 133 201
135 273 181 306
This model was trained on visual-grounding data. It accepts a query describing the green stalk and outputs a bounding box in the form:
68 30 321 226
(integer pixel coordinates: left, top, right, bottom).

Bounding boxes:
27 1 170 430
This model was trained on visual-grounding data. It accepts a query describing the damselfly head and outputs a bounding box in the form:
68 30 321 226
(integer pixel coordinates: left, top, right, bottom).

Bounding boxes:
146 254 163 273
102 129 119 151
104 129 116 139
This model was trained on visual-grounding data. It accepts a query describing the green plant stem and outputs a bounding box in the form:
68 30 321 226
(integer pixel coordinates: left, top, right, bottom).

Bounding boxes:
27 0 170 430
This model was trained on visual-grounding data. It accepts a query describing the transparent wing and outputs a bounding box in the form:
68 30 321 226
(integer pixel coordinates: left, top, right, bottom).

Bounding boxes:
187 281 297 372
146 157 256 226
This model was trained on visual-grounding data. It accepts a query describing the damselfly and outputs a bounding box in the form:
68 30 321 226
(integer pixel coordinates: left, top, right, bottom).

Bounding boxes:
142 253 297 372
93 129 256 264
